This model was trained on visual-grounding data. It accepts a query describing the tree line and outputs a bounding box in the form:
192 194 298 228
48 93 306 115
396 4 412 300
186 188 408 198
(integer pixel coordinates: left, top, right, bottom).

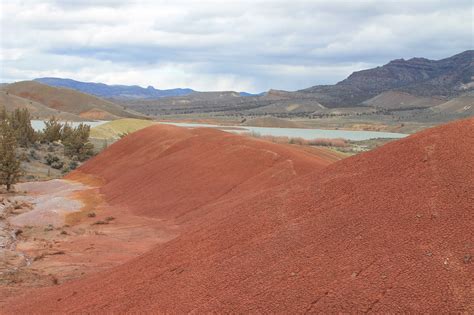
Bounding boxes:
0 107 94 191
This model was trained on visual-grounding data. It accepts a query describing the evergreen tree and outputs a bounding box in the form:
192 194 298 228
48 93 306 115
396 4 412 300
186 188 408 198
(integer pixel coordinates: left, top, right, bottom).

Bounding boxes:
0 119 21 191
63 123 94 161
61 122 73 141
41 116 62 143
10 108 37 147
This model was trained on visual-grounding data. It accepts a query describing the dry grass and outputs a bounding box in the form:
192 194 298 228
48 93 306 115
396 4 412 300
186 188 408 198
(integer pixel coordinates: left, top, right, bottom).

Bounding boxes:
245 131 348 148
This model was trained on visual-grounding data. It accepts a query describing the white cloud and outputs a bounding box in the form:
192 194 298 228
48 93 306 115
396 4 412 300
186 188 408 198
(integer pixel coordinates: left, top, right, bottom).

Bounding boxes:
0 0 472 92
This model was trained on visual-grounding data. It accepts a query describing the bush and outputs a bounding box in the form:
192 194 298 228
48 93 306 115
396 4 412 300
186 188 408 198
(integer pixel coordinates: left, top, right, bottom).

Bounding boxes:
29 149 38 160
51 161 64 170
45 154 60 166
68 160 79 170
61 160 79 174
62 124 94 161
244 132 348 148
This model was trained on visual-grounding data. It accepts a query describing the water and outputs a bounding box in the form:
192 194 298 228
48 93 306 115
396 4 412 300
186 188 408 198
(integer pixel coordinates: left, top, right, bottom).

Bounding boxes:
30 120 408 141
159 122 408 141
31 120 108 132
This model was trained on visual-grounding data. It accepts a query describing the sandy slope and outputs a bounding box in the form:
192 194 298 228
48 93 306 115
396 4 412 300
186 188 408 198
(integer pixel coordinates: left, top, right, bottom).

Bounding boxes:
3 119 473 313
363 91 445 109
0 91 83 121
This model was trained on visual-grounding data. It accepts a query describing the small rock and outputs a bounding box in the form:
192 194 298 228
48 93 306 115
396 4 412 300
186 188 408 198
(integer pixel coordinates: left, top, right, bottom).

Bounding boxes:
464 254 472 264
92 220 108 225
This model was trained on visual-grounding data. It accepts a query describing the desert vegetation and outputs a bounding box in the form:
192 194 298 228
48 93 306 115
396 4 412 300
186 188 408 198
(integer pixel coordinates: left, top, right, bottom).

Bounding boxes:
0 107 95 189
244 130 348 148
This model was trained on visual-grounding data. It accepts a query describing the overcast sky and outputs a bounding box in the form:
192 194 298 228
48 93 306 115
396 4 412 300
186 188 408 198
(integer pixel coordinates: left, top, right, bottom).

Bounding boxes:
0 0 472 92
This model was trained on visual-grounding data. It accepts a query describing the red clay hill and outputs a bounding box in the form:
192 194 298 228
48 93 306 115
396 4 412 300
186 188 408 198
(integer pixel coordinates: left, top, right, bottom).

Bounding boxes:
4 119 473 313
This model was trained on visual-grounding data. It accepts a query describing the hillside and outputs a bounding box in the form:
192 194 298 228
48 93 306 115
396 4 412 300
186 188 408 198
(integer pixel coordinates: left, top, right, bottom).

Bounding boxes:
35 77 195 99
4 118 473 313
301 50 473 107
90 118 157 139
0 91 83 121
362 91 445 110
111 51 473 117
4 81 146 120
430 94 474 116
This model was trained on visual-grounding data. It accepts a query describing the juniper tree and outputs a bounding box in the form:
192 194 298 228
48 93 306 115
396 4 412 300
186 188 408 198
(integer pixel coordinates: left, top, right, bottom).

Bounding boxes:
10 108 37 147
41 116 62 143
63 123 94 161
0 119 21 191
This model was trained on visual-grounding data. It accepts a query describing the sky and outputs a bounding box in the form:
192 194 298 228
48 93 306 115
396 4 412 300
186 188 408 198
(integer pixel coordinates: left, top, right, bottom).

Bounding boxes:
0 0 472 93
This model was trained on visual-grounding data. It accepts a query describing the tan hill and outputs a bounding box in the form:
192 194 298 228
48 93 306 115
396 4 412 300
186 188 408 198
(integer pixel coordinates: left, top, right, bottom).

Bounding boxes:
4 118 473 313
0 90 83 121
4 81 146 120
248 100 325 115
90 118 157 139
363 91 445 110
430 94 474 115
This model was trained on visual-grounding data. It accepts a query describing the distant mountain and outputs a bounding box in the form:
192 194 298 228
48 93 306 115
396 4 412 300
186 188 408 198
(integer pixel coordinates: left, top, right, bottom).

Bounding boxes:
35 77 195 99
239 91 264 97
300 50 474 107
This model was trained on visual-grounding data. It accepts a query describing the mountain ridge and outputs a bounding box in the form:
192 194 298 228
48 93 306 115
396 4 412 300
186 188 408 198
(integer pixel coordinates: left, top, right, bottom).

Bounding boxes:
35 77 196 100
300 50 474 107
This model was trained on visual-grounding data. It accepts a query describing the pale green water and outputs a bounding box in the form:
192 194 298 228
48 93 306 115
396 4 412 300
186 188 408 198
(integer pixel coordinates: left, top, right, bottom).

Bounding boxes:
31 120 408 141
159 122 408 141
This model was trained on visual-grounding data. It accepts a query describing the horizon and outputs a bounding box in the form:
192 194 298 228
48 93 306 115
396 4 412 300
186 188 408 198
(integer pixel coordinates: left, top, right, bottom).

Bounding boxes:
1 0 473 93
17 49 474 94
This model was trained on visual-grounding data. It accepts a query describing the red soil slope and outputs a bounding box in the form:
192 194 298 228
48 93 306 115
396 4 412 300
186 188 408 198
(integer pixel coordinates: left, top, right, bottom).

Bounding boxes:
67 124 341 223
4 119 473 313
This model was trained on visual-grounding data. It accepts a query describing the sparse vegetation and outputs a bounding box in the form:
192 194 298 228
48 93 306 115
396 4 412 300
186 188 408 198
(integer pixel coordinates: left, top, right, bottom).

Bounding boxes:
62 123 94 161
0 111 22 191
0 107 96 183
245 131 348 148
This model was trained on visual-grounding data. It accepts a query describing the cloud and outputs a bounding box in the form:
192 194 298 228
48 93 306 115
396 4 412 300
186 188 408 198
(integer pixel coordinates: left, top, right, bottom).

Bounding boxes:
0 0 472 92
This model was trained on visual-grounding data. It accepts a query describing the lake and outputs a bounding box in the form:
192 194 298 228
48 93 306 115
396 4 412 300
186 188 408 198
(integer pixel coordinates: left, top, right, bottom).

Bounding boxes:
31 120 109 132
159 122 408 141
30 120 408 141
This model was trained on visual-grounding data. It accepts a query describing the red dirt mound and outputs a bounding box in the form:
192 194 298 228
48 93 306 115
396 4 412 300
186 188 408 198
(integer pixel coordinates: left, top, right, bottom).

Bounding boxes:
4 119 473 313
67 124 342 223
